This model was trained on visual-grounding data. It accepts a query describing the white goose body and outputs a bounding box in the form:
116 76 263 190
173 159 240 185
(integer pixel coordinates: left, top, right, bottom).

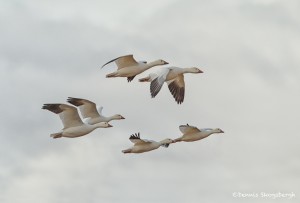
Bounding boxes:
129 141 161 153
67 97 125 125
174 124 224 143
59 122 110 138
122 133 174 154
42 103 112 138
139 67 203 104
101 54 168 82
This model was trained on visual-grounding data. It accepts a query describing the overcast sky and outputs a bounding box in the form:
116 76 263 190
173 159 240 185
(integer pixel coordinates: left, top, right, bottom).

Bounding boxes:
1 0 300 202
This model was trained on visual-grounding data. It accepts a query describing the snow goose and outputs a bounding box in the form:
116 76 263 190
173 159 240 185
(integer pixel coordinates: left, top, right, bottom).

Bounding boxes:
42 103 112 138
101 54 168 82
122 133 174 154
174 124 224 143
139 67 203 104
67 97 125 124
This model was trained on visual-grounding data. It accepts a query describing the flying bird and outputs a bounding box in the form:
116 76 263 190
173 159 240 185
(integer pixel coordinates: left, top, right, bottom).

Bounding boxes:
42 103 112 138
173 124 224 143
122 133 174 154
67 97 125 124
101 54 168 82
139 67 203 104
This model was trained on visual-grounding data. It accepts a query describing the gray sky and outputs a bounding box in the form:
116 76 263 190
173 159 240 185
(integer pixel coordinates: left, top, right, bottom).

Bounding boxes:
1 0 299 202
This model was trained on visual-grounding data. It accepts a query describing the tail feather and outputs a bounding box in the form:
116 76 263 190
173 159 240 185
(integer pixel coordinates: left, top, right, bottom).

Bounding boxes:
50 133 62 139
139 73 157 82
122 149 132 154
106 72 117 78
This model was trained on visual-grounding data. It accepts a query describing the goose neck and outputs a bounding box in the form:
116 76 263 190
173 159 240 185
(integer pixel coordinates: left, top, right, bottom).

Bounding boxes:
146 60 160 68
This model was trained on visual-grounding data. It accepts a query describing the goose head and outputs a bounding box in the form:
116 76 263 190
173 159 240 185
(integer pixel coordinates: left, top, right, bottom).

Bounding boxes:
160 138 175 148
150 59 169 66
158 59 169 65
96 122 113 128
186 67 203 73
213 128 224 134
112 114 125 120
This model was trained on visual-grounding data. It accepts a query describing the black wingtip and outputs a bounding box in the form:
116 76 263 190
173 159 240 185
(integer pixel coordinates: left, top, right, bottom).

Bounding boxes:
168 81 185 104
42 104 51 110
101 55 132 69
67 97 83 106
41 104 63 114
150 77 163 98
129 132 140 139
127 76 135 82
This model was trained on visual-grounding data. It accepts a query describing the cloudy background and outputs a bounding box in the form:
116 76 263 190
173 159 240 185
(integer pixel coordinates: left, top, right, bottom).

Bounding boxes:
1 0 299 202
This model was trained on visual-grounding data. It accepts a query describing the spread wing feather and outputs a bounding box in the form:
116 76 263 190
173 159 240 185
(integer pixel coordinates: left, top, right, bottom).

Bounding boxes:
179 124 201 135
101 55 139 70
167 74 185 104
42 103 83 129
67 97 100 119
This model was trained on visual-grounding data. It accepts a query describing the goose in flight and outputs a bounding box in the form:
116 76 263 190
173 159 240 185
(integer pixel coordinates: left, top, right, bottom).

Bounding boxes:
67 97 125 124
101 54 168 82
174 124 224 143
122 133 174 154
139 67 203 104
42 103 112 138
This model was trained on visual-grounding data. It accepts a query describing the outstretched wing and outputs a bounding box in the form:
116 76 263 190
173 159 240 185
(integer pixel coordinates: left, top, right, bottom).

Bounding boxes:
129 133 141 143
150 68 170 98
167 74 185 104
97 106 103 116
179 124 200 135
67 97 100 119
101 54 139 70
42 103 83 128
129 133 150 145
